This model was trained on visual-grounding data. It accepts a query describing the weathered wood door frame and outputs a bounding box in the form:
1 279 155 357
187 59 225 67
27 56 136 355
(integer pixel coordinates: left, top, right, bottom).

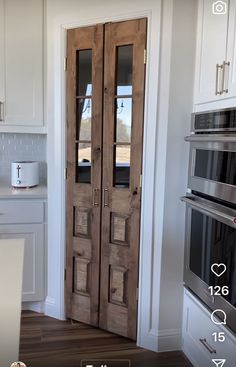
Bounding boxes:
66 19 147 340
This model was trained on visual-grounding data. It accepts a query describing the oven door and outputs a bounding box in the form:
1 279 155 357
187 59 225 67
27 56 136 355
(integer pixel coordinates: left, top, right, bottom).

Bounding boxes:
186 135 236 204
182 194 236 334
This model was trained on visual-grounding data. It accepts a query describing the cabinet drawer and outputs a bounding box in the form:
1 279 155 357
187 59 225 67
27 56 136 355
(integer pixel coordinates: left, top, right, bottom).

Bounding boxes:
0 201 44 224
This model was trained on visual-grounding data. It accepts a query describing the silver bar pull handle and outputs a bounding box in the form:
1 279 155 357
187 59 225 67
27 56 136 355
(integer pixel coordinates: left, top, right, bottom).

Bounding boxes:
103 188 109 207
185 134 236 143
92 188 99 207
215 63 223 95
181 195 236 228
0 101 4 121
222 60 230 94
199 338 216 354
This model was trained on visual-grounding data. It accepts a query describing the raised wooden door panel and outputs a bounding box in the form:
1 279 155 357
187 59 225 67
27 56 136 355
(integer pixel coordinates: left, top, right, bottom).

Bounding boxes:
66 25 103 326
100 19 147 340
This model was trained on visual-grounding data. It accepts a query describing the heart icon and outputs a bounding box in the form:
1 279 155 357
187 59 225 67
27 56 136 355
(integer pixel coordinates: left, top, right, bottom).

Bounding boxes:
211 263 226 277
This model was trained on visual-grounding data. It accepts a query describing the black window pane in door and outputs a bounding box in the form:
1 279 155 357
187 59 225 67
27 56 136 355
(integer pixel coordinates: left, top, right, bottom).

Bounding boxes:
114 145 130 188
76 142 91 184
189 209 236 307
116 45 133 95
76 49 92 96
194 149 236 185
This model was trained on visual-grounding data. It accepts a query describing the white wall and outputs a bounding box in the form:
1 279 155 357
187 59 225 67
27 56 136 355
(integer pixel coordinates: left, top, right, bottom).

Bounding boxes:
157 0 197 350
45 0 197 352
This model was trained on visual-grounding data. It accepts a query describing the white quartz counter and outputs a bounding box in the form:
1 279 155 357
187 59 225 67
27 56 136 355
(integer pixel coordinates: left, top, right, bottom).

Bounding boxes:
0 185 47 199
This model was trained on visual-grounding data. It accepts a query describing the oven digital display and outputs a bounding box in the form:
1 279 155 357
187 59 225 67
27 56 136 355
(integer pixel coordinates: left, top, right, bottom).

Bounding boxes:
190 209 236 307
194 110 236 131
194 149 236 186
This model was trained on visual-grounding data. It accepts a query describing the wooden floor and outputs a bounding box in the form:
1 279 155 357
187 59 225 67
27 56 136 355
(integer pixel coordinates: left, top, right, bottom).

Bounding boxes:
20 312 192 367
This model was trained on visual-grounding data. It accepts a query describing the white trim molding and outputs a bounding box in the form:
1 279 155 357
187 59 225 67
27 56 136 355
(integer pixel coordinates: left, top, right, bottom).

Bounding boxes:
22 301 45 314
46 0 166 346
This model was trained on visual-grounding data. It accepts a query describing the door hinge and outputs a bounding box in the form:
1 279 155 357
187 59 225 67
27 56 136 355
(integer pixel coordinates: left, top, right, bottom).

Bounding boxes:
64 167 68 180
140 174 142 188
64 269 67 281
64 57 67 71
144 49 147 64
136 287 139 301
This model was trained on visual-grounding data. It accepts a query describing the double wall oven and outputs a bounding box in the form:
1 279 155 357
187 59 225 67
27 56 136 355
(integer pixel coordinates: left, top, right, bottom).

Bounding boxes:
182 108 236 335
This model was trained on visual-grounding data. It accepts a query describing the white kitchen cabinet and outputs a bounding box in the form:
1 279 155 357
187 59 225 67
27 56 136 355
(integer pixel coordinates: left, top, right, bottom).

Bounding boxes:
0 200 46 302
0 0 45 133
182 288 236 367
194 0 236 105
225 0 236 98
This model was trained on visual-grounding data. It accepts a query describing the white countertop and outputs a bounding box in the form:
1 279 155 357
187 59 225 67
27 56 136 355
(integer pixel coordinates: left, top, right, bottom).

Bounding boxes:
0 184 47 199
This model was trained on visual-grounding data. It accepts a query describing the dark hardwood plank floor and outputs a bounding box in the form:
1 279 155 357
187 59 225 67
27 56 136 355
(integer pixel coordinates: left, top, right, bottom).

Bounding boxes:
20 311 192 367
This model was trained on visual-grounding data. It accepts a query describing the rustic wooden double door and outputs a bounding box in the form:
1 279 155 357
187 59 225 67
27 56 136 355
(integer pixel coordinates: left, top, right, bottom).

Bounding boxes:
66 18 147 340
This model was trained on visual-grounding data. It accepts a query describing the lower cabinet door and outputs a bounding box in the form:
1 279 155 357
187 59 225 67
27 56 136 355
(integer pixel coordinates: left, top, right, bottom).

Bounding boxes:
0 223 45 301
183 289 236 367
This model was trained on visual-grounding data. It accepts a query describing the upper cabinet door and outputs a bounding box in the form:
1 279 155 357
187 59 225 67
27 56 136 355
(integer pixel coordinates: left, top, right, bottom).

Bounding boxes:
0 0 44 132
194 0 229 105
226 0 236 98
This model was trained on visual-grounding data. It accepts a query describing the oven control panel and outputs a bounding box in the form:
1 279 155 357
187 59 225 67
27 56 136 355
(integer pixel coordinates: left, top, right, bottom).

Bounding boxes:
193 108 236 132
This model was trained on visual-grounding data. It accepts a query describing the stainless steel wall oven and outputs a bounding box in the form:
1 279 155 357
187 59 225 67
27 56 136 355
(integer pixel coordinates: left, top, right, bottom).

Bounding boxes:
182 108 236 335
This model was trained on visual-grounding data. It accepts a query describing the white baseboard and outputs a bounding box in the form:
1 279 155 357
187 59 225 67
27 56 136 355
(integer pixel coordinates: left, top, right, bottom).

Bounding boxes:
138 328 181 352
44 296 65 320
156 329 182 351
22 301 45 313
22 297 65 321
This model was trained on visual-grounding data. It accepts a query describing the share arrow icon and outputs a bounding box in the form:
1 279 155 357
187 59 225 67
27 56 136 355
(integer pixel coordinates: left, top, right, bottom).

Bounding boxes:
212 359 226 367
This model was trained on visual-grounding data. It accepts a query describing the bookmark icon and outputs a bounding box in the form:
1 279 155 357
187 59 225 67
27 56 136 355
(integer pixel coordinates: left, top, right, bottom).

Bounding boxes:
212 359 226 367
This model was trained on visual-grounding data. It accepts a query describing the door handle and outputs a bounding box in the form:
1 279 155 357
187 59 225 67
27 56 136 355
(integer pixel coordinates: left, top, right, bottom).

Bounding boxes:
0 101 4 121
92 188 100 207
215 63 223 95
222 60 230 94
103 188 109 207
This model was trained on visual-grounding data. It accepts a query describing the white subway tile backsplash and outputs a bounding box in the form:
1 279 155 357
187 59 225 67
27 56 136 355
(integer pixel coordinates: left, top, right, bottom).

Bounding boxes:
0 133 47 184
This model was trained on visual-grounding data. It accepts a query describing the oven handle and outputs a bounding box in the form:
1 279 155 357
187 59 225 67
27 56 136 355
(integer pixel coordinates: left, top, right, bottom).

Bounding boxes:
181 195 236 228
185 134 236 142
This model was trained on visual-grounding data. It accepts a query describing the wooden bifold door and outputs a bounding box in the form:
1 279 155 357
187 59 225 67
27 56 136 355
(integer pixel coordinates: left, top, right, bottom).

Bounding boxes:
66 18 147 340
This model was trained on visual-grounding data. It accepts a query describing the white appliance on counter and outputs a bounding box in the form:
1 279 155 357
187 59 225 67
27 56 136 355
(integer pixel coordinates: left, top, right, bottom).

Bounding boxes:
11 161 39 188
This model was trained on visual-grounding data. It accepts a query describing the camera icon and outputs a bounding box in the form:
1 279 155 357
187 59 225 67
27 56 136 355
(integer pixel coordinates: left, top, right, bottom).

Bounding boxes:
212 1 227 14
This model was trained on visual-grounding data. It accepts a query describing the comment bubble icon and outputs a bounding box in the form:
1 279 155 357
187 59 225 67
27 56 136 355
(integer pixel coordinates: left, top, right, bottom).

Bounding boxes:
211 309 227 325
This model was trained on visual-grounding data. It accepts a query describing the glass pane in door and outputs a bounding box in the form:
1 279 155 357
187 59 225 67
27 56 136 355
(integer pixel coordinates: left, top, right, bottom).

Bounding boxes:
76 49 92 96
76 98 92 141
76 49 93 184
116 45 133 95
114 145 130 188
115 98 132 143
76 143 91 184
